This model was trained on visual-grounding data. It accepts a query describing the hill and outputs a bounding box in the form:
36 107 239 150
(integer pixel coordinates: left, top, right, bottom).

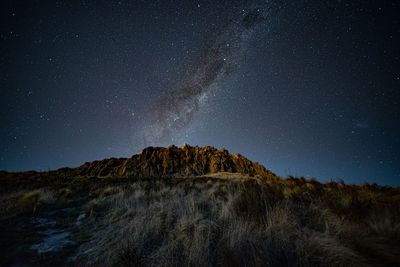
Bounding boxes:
0 145 399 266
0 145 276 186
71 144 274 178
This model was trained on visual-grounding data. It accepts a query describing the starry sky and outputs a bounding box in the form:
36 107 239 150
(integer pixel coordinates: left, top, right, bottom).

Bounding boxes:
1 0 399 186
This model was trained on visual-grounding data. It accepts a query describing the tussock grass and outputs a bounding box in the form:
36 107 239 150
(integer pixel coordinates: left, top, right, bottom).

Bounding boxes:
15 189 56 215
0 174 399 266
69 177 400 266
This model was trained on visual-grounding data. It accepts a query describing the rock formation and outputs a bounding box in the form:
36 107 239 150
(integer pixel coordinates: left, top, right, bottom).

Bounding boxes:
72 144 274 178
0 145 276 180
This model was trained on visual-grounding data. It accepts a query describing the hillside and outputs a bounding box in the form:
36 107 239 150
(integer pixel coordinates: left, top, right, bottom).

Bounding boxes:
0 146 399 266
0 145 276 187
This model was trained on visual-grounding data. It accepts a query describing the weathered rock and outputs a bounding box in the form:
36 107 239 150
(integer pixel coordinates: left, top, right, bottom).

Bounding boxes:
71 144 274 178
0 145 276 181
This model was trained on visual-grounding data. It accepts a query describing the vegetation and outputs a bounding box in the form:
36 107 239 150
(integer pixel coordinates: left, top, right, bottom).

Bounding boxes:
0 174 399 266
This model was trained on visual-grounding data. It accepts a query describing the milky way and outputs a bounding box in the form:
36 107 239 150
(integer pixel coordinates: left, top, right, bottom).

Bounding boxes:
2 0 399 185
139 3 277 145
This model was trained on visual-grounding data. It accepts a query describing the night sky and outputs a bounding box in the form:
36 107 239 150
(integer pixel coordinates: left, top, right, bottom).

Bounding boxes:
1 0 399 186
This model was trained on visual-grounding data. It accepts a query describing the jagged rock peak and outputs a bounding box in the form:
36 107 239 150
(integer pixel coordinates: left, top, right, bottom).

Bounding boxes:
67 145 276 178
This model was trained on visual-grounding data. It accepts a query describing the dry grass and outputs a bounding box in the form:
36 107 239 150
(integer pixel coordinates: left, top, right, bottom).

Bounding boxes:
70 177 400 266
0 174 399 266
12 189 55 215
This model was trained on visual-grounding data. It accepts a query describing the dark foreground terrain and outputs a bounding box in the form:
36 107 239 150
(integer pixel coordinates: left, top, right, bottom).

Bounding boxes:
1 146 399 266
1 174 399 266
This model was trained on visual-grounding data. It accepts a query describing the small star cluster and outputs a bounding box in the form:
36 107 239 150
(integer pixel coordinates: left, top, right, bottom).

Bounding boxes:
0 0 399 185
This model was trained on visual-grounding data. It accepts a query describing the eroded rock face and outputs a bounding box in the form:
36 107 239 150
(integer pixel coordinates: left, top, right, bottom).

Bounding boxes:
0 145 276 181
71 144 274 178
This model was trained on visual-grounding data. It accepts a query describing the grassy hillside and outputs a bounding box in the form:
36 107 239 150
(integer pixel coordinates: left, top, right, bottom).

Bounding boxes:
1 174 399 266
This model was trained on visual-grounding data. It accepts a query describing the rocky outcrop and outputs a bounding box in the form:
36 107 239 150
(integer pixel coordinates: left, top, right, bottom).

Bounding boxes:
69 144 274 178
0 145 276 181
